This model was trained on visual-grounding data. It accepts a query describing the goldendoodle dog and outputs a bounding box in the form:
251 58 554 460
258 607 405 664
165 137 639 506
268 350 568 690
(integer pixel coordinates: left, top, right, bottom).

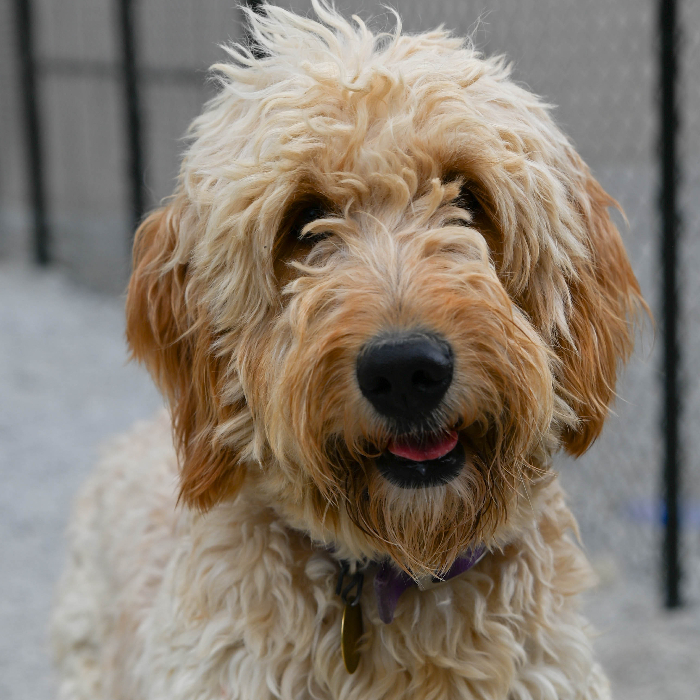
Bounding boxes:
52 2 644 698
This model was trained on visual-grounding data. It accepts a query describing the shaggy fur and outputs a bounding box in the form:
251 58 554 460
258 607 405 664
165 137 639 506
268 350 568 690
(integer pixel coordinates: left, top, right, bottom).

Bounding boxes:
52 3 644 698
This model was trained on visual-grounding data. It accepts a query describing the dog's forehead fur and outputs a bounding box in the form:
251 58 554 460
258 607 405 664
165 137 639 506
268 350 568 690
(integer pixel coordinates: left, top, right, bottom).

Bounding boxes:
182 6 591 344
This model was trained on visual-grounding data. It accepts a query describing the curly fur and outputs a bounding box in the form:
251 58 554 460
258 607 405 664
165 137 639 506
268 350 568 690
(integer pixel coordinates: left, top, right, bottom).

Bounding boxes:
52 2 644 699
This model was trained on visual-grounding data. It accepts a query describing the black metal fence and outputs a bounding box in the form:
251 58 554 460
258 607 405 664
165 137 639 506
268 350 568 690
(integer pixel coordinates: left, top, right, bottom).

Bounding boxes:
8 0 692 608
659 0 682 609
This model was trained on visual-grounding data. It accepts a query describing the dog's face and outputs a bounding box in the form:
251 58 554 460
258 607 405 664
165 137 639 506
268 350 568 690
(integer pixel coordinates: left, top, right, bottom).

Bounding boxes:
126 3 642 576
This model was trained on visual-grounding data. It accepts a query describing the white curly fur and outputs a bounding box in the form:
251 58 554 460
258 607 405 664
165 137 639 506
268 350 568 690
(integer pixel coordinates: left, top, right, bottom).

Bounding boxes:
53 415 610 700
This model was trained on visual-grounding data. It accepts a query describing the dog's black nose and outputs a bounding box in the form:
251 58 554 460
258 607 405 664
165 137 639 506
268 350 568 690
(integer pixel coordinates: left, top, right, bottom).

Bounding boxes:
356 332 453 422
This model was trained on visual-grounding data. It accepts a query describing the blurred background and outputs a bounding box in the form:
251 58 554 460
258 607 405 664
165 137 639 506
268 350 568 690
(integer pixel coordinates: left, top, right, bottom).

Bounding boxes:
1 0 698 698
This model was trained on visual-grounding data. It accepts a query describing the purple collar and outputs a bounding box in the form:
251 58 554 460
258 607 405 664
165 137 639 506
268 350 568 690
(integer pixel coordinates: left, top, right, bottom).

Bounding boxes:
373 546 487 624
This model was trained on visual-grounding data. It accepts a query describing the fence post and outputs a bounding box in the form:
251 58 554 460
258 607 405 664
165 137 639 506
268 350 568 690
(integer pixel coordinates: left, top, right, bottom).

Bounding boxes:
116 0 146 238
659 0 682 609
242 0 266 58
14 0 49 265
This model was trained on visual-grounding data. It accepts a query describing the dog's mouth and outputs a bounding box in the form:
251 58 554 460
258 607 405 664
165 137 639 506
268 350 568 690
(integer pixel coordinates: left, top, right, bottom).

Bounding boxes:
375 429 468 488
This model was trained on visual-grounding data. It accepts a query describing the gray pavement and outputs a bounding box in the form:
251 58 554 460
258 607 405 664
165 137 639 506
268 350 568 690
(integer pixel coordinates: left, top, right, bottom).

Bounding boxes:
0 263 162 700
1 262 698 700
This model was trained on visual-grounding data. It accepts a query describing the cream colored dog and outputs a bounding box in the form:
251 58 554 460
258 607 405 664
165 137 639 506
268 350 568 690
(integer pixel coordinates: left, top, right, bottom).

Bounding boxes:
52 2 644 698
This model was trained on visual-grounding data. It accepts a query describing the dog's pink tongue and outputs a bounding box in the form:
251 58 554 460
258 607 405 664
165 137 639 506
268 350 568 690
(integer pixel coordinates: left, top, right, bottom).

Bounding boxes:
388 431 458 462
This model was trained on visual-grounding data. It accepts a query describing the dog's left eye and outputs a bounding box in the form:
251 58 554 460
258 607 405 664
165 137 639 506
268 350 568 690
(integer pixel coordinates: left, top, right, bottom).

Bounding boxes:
453 183 483 217
290 204 331 244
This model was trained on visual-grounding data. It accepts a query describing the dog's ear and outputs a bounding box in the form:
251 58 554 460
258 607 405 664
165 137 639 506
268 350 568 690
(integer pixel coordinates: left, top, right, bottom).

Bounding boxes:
126 205 246 510
556 173 645 455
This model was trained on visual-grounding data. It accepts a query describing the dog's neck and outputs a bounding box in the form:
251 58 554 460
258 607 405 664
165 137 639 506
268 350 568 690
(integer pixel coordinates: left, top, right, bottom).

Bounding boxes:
334 546 487 625
372 547 488 624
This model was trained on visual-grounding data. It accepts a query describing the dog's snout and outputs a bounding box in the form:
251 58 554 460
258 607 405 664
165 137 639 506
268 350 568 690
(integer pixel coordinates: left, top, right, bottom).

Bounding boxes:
356 332 453 421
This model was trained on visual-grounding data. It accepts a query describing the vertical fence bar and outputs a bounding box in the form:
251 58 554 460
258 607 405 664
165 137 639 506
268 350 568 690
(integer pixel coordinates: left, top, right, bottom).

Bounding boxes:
242 0 265 58
116 0 146 236
659 0 682 609
14 0 49 265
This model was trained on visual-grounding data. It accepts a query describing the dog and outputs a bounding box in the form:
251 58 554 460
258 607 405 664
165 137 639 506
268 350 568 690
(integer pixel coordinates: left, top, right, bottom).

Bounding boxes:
52 2 644 698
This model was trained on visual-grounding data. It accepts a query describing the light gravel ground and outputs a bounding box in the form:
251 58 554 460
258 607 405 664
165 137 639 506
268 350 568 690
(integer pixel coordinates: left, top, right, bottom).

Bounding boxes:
1 262 698 700
0 263 162 700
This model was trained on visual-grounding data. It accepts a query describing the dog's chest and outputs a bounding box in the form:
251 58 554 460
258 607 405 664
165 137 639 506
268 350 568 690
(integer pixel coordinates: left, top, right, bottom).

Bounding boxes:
154 505 533 700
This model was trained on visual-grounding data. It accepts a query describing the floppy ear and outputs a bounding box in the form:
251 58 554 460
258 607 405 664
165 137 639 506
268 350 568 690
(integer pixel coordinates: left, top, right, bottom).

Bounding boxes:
556 174 645 455
126 205 247 509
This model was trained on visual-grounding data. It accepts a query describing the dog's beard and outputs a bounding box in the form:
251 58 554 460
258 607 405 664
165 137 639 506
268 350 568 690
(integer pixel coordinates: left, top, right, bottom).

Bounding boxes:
327 424 537 578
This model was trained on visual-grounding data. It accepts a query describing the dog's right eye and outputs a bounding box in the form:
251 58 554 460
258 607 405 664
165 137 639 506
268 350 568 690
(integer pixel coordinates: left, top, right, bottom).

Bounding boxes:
290 204 331 244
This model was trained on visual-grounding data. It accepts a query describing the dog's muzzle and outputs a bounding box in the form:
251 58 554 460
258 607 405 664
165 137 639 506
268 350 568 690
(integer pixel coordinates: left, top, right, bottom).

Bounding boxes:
356 331 465 487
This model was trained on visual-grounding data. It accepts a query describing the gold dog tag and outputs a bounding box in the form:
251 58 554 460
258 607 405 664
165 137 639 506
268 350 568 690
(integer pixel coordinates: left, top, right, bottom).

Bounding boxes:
341 601 363 673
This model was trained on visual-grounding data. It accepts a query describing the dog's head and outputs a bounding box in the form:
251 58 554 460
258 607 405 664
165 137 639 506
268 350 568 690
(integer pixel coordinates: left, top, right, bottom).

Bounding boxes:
126 2 643 576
